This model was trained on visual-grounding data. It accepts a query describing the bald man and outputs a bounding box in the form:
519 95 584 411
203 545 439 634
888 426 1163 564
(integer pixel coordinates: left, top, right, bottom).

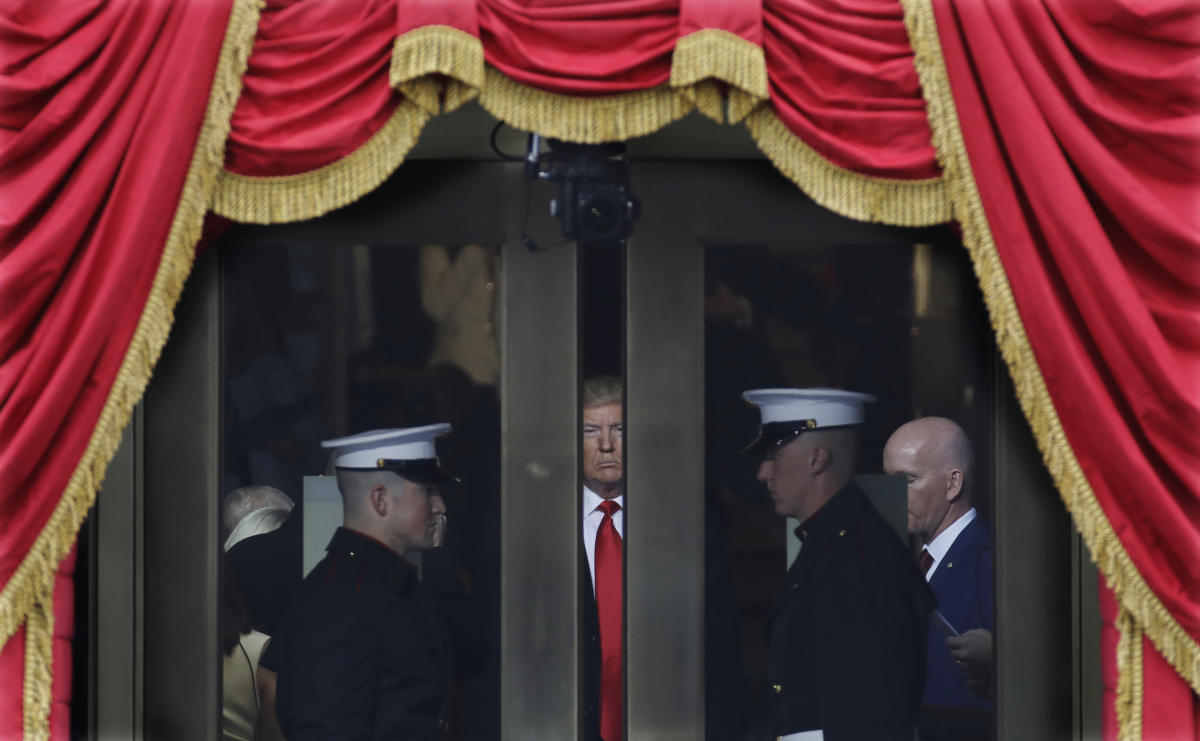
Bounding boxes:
884 417 993 741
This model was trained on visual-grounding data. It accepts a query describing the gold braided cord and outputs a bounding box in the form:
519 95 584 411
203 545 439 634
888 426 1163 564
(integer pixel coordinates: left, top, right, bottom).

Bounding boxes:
743 106 951 226
0 0 262 732
390 25 484 115
478 66 694 144
23 597 52 741
900 0 1200 713
669 29 768 123
211 100 431 224
1116 607 1145 741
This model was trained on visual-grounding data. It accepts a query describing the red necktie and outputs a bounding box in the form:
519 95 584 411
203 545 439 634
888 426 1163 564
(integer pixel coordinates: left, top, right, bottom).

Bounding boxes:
919 548 934 576
595 500 623 741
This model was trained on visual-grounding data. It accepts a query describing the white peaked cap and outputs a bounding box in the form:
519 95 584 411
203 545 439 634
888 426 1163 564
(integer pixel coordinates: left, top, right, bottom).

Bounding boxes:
742 388 876 427
321 424 451 469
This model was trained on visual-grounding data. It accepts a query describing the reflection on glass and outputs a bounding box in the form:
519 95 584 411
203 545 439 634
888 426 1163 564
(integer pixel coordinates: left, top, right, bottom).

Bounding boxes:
705 240 994 740
218 243 502 739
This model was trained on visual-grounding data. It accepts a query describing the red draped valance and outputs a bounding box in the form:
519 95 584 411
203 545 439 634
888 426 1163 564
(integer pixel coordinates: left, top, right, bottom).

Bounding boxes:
1 0 1196 737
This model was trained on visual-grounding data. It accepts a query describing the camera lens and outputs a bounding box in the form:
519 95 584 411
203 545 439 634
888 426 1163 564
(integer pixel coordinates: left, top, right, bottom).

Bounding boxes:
578 191 625 240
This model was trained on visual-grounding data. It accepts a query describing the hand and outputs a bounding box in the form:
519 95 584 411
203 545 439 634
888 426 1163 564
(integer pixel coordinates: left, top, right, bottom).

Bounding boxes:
946 628 993 698
431 513 447 548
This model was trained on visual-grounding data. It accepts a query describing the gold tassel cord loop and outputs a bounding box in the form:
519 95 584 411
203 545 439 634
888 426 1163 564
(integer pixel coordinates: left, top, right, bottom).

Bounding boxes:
1116 607 1145 741
669 29 768 124
899 0 1200 701
23 594 53 741
390 25 485 115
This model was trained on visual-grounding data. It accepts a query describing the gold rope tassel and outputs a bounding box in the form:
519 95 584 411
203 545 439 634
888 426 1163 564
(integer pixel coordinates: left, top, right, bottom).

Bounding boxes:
22 582 54 740
1116 607 1145 741
743 105 950 226
212 101 431 224
900 0 1200 698
390 25 485 115
478 66 694 144
0 0 263 733
669 29 768 124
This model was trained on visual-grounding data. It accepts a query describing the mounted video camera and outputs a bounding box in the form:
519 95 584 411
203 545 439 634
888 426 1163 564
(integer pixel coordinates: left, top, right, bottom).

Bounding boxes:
525 134 641 243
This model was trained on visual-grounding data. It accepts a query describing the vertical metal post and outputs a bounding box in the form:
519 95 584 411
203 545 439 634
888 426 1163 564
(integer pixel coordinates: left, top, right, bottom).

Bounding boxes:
993 367 1074 740
501 166 582 740
624 166 705 740
142 248 222 740
93 406 144 740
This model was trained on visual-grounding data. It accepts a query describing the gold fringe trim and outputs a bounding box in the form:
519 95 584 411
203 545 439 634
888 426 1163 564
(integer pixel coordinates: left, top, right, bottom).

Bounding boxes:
743 105 951 226
0 0 263 732
22 597 52 741
1116 607 1145 741
900 0 1200 704
478 65 694 144
389 25 484 115
211 100 431 224
669 29 768 123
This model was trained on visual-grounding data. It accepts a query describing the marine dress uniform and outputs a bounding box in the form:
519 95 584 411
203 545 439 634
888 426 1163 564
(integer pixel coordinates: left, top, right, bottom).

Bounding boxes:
271 425 477 741
742 388 934 741
765 482 933 740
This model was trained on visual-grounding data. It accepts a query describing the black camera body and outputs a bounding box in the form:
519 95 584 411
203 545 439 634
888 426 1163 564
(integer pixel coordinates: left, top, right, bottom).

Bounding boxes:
526 137 641 243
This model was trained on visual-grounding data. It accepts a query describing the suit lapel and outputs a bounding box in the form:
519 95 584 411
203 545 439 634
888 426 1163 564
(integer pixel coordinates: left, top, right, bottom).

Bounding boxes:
929 516 983 594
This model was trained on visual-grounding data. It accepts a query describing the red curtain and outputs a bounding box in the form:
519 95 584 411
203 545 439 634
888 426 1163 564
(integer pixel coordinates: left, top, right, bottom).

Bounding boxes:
0 0 239 728
479 0 678 94
224 0 398 177
1102 583 1200 740
2 0 1198 737
932 0 1200 699
763 0 939 178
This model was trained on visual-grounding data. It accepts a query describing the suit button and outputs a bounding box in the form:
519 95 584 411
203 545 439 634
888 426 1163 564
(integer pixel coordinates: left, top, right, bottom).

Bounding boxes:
772 684 783 694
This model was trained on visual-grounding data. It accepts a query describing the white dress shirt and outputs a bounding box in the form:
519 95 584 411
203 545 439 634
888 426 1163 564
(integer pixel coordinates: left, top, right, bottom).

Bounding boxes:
922 507 977 581
582 486 625 594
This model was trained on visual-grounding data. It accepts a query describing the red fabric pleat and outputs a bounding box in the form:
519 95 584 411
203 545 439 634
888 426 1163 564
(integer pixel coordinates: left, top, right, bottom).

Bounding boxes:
223 0 398 177
762 0 941 178
478 0 678 95
595 500 623 741
932 0 1200 705
0 0 234 579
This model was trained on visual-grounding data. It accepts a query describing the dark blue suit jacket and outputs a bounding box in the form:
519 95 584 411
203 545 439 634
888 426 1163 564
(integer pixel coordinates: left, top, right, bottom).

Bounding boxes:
923 514 993 711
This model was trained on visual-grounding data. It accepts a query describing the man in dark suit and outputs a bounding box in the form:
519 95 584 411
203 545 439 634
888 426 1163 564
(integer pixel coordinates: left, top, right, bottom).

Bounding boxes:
884 417 993 741
743 388 934 741
579 377 747 741
270 425 480 740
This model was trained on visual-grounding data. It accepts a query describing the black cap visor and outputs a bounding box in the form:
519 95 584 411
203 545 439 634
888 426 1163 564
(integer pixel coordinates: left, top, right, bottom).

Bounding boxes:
741 420 866 458
339 457 459 485
741 420 815 458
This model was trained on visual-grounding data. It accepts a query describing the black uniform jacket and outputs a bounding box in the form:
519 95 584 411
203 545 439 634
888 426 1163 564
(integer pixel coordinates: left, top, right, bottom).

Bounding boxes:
766 483 935 741
273 527 478 741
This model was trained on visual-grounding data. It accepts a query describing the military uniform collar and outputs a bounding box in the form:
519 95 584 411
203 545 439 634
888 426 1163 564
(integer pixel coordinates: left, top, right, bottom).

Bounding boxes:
793 481 866 543
327 527 417 588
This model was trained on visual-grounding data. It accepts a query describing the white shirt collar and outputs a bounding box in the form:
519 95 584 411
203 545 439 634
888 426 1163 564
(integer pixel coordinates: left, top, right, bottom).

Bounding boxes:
923 507 976 580
582 485 624 516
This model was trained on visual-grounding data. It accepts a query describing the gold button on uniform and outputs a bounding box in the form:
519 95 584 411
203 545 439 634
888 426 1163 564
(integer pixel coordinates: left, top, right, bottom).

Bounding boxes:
772 683 783 694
